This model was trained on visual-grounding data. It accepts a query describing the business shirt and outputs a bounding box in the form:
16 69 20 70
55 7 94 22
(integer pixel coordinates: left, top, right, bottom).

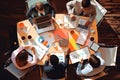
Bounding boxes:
66 0 96 22
43 55 69 79
11 46 37 70
26 3 55 19
76 52 105 75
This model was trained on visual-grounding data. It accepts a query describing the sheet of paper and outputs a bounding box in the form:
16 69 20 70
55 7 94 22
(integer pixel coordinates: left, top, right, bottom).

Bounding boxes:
35 45 48 60
76 28 89 45
35 37 49 60
70 47 90 64
63 15 78 28
39 31 55 48
56 19 64 25
85 39 93 47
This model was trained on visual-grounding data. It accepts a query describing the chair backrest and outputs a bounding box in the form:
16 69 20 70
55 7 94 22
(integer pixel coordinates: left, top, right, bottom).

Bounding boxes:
42 72 65 80
26 0 48 10
91 0 107 26
84 65 105 77
99 44 118 66
4 58 33 80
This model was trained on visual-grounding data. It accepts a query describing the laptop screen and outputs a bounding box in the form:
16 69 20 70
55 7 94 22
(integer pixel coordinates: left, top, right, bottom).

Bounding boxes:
32 14 55 34
32 14 52 24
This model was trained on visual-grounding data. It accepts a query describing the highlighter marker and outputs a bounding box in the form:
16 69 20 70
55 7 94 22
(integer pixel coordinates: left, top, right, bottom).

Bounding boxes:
70 30 78 41
68 37 79 51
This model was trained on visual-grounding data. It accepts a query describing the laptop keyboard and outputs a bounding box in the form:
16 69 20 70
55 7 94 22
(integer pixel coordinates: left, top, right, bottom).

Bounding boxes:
37 21 51 29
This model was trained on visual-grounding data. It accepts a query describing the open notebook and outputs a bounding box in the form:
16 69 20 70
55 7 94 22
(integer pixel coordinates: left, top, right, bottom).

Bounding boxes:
33 14 55 34
70 47 90 64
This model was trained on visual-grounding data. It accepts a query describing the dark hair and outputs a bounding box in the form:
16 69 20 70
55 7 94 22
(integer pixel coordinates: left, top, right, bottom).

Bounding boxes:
81 59 89 69
82 0 91 8
35 2 44 11
89 54 101 68
50 55 59 66
16 49 28 67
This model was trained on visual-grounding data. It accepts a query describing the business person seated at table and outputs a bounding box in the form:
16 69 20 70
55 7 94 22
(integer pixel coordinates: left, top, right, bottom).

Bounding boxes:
76 52 105 76
11 45 37 70
43 54 69 79
26 2 55 23
66 0 96 26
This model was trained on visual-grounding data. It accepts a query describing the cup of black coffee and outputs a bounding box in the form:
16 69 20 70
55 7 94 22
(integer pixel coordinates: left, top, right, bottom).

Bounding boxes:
90 37 94 41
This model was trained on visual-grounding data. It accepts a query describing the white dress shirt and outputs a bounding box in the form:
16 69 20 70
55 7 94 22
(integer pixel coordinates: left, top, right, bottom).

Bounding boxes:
66 0 96 22
76 52 105 75
11 46 37 70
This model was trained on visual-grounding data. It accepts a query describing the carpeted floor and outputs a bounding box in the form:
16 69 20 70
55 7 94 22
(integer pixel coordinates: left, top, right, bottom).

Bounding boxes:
99 0 120 39
106 19 120 39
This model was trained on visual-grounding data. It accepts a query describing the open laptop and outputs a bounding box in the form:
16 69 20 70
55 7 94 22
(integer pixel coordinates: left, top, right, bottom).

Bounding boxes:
32 14 55 34
77 18 89 29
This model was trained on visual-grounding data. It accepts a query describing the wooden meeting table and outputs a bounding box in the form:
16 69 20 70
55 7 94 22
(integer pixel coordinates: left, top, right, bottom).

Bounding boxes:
17 14 98 65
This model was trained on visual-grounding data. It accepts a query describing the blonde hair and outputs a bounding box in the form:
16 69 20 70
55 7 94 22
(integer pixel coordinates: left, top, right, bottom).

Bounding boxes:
35 2 44 11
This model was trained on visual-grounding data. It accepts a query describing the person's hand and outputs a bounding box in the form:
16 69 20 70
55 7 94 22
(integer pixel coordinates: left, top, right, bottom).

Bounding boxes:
51 17 55 23
67 48 71 54
30 46 34 50
70 14 76 21
85 21 91 27
80 58 84 64
47 53 51 60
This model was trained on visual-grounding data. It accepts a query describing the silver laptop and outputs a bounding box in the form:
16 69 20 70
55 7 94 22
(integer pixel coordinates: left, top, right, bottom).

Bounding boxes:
32 14 55 34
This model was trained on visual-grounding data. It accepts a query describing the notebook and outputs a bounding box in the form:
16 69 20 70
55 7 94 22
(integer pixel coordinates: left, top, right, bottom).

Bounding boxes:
32 14 55 34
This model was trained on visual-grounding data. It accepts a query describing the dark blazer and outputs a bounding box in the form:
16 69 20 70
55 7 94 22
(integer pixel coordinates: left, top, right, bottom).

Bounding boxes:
26 3 55 19
43 55 69 79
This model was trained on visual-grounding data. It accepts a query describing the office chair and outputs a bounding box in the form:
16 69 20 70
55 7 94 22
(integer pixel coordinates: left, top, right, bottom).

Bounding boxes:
4 57 35 80
81 43 118 80
25 0 53 24
82 65 107 80
25 0 49 10
41 65 67 80
81 60 107 80
91 0 107 27
98 43 118 77
41 71 66 80
99 43 118 66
